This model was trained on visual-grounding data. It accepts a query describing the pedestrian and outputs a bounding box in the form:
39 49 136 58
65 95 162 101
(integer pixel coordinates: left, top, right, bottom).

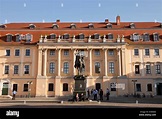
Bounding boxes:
12 90 17 100
99 89 103 101
86 88 90 100
106 88 110 100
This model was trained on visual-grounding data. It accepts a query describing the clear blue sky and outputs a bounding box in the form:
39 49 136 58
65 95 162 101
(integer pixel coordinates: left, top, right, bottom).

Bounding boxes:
0 0 162 24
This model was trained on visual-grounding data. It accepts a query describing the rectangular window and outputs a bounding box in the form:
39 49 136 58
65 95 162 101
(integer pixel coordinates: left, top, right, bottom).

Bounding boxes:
13 84 18 92
94 49 100 56
135 65 140 74
109 62 114 73
145 49 150 56
24 65 29 74
63 62 69 74
154 49 159 56
50 49 55 56
147 84 152 91
6 50 10 56
134 49 139 56
25 49 30 56
146 65 151 74
95 62 100 73
108 49 114 56
14 65 19 74
155 65 161 74
49 62 55 73
63 83 68 91
64 50 69 56
4 65 9 74
48 83 54 91
23 84 28 92
15 49 20 56
136 84 141 92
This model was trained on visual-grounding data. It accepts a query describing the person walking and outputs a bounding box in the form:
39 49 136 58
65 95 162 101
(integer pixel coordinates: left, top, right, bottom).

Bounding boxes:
99 89 103 101
106 88 110 100
12 90 17 100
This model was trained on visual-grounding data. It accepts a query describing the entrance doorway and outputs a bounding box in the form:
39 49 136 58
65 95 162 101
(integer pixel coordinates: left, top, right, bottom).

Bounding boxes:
95 83 101 91
157 83 162 95
2 82 9 95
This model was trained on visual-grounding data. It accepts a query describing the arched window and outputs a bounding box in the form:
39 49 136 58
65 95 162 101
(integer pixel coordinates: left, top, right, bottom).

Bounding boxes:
107 33 113 39
79 33 85 39
29 24 36 29
6 34 13 42
143 33 150 41
26 34 32 42
70 23 76 29
93 33 100 39
63 34 70 39
106 23 112 28
50 34 56 39
88 23 94 29
52 24 59 29
153 33 159 41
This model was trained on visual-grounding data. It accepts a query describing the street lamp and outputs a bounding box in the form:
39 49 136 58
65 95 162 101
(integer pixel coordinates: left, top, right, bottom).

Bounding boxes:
27 81 33 98
132 80 137 97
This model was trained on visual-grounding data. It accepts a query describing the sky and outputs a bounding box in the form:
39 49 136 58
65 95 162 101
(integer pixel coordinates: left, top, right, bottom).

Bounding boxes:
0 0 162 24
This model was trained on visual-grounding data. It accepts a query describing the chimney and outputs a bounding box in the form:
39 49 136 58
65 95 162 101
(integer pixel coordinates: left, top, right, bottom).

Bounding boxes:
56 19 60 23
105 19 109 23
116 15 120 25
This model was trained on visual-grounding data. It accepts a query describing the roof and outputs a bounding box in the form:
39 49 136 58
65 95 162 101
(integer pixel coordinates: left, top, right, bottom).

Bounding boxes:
0 20 162 45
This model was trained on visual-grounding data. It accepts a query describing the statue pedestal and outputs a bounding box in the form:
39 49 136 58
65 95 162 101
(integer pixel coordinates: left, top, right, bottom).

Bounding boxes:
73 75 86 97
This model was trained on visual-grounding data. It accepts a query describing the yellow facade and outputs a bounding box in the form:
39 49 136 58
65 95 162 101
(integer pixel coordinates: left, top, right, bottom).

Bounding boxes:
0 17 162 97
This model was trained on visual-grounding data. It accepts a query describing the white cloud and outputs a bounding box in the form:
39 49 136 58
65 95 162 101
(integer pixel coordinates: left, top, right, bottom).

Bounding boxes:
61 3 64 7
136 3 138 7
24 3 26 7
98 3 101 7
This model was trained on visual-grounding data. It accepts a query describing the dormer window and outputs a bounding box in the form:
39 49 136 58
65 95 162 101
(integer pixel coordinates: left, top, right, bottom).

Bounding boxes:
15 34 21 42
88 23 94 29
70 23 76 29
160 23 162 28
63 34 69 39
50 34 56 39
107 33 113 39
0 24 7 29
153 33 159 41
143 33 150 41
131 33 140 41
79 33 84 39
106 23 112 28
6 34 12 42
52 24 59 29
130 23 135 28
29 24 36 29
93 33 100 39
26 34 32 42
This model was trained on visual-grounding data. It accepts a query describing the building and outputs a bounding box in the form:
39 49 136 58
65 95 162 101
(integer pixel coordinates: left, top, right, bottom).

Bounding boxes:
0 16 162 97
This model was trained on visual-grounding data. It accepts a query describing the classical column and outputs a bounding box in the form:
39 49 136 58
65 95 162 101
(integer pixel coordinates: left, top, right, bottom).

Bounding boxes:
89 49 92 76
32 48 35 76
58 49 61 76
121 48 126 76
118 48 122 76
43 49 47 76
104 49 108 76
37 48 43 76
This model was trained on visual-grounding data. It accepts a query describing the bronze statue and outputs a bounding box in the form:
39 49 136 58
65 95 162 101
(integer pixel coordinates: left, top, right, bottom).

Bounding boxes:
74 50 85 75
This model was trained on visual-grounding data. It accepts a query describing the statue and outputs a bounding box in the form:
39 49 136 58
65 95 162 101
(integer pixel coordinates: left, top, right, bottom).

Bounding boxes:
74 50 85 75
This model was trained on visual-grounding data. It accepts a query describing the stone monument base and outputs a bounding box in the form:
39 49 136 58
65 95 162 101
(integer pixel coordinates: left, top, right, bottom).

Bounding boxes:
73 75 86 99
